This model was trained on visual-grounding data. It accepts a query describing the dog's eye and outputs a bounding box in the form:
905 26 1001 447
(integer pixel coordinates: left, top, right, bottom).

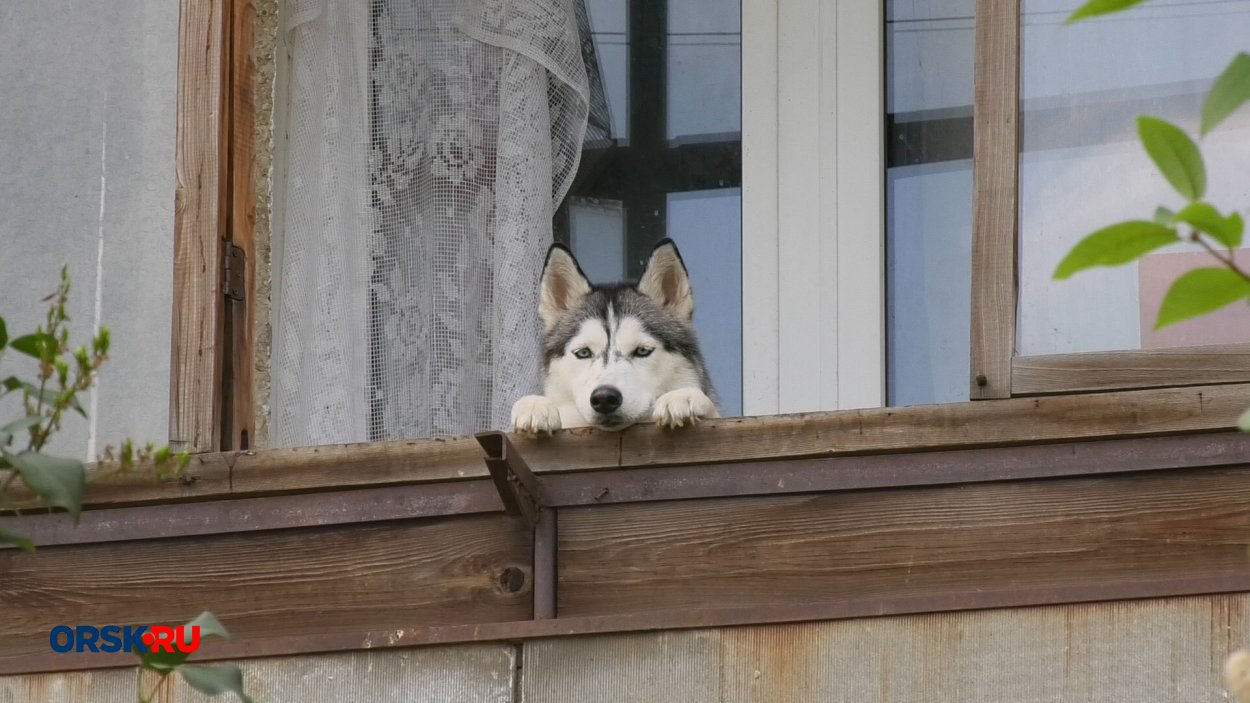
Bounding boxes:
572 347 593 359
634 347 654 358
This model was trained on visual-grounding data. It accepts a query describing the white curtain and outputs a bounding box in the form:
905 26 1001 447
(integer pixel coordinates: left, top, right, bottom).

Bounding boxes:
272 0 597 446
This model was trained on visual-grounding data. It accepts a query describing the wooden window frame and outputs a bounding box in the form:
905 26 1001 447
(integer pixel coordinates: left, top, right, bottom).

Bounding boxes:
170 0 256 454
968 0 1250 400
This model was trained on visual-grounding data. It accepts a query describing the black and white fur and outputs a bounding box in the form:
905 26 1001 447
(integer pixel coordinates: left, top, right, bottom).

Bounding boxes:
511 239 719 434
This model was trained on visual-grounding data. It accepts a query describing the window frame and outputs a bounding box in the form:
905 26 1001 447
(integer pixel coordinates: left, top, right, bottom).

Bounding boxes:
170 0 257 454
967 0 1250 400
741 0 886 416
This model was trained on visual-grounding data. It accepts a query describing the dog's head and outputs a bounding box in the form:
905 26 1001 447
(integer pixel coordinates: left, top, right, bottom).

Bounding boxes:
537 239 712 430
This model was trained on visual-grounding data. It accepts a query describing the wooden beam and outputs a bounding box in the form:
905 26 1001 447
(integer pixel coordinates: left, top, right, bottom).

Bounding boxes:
556 466 1250 617
1012 344 1250 395
0 514 533 672
221 0 258 451
969 0 1019 400
7 383 1247 510
170 0 231 452
6 432 1250 550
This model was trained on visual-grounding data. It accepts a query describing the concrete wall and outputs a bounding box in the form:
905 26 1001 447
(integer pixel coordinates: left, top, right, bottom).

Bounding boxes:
3 595 1245 702
0 0 178 460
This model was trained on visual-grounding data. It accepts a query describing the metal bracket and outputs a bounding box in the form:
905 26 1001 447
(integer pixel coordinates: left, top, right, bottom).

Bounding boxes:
476 431 544 528
475 431 557 620
223 243 246 301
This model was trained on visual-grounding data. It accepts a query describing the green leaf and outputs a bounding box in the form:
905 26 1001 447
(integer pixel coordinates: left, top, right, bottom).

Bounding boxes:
9 333 56 360
178 664 253 703
1053 221 1179 280
138 646 191 673
1137 116 1206 201
0 417 43 448
0 316 7 349
1202 53 1250 136
0 526 34 553
186 611 231 641
1174 202 1244 249
1065 0 1149 23
1153 206 1176 225
2 450 86 519
1156 267 1250 329
1238 406 1250 433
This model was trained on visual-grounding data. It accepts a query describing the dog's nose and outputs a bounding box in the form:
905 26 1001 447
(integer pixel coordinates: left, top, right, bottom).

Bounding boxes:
590 385 623 414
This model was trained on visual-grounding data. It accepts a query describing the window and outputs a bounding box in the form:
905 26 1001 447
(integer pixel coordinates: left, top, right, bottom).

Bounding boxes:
968 0 1250 399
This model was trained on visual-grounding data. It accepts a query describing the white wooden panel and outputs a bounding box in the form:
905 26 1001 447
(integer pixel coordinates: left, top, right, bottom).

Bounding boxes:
834 0 885 409
775 0 825 413
740 0 780 416
741 0 885 416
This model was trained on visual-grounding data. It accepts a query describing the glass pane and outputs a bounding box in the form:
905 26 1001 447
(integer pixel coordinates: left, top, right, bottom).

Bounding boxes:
569 197 626 283
585 0 629 140
668 189 743 416
667 0 741 141
885 0 975 406
1017 0 1250 355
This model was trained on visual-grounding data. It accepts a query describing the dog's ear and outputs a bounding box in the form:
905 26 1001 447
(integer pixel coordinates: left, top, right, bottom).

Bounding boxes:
539 243 592 330
638 239 694 320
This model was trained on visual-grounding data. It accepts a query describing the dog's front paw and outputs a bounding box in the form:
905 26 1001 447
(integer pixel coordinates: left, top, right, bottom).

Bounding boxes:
652 388 718 429
511 395 563 436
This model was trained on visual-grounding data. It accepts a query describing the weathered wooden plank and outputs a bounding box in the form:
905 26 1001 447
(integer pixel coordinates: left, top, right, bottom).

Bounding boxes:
221 0 258 452
12 432 1250 550
522 596 1238 703
557 466 1250 617
0 669 140 703
180 647 517 703
969 0 1019 400
0 515 532 672
0 647 517 702
9 384 1246 510
170 0 230 452
618 383 1245 467
1012 345 1250 395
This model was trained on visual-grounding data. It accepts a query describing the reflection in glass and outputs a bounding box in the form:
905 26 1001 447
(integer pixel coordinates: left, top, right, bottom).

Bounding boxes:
886 0 975 406
1017 0 1250 355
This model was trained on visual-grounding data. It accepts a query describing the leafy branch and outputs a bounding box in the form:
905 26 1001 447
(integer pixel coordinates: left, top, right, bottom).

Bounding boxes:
0 267 190 549
0 269 250 701
136 612 253 703
1053 5 1250 429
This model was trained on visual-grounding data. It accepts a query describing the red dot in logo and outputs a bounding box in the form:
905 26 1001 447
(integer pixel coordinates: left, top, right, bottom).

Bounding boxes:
141 632 156 647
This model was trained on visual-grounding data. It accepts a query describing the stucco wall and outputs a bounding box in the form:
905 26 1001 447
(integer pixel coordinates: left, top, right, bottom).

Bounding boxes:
0 0 179 460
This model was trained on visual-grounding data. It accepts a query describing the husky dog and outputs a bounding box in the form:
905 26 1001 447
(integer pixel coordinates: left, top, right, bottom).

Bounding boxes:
511 239 719 434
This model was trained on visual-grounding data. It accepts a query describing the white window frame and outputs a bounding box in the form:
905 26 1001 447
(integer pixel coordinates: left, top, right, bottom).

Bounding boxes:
742 0 885 415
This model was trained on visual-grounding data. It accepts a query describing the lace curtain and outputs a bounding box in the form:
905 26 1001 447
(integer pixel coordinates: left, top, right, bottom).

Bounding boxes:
272 0 608 446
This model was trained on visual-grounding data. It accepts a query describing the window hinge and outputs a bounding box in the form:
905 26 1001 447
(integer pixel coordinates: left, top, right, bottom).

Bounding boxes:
223 243 245 301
